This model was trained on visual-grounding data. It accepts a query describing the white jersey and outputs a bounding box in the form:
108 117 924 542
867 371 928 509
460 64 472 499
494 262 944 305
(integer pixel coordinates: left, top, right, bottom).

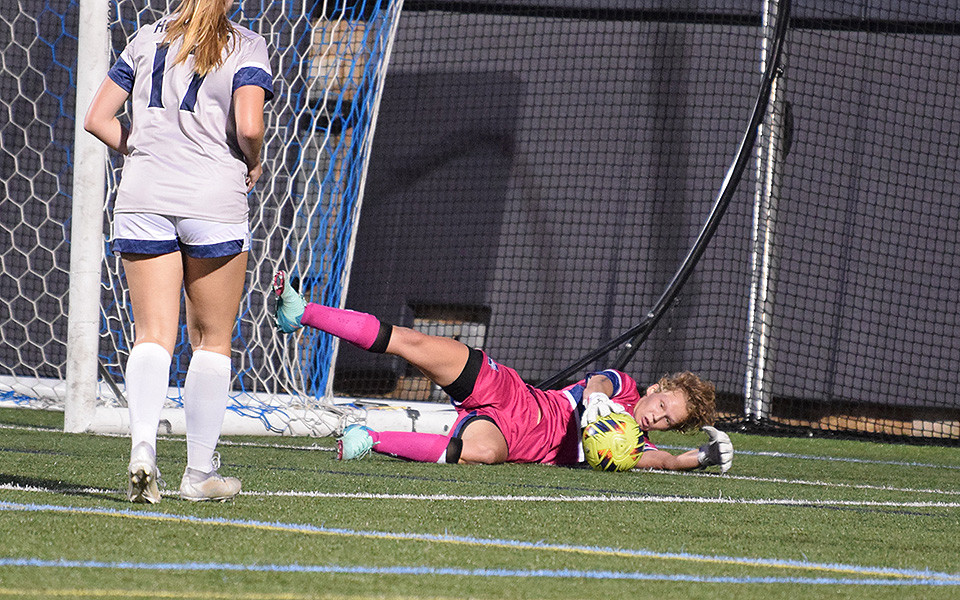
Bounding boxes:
108 18 274 223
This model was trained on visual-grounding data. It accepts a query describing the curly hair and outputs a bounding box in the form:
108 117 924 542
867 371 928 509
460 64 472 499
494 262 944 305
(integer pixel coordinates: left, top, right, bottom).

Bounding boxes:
655 371 716 433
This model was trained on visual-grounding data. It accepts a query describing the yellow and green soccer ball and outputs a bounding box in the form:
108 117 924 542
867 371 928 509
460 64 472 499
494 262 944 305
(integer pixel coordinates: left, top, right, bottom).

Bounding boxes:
582 412 644 472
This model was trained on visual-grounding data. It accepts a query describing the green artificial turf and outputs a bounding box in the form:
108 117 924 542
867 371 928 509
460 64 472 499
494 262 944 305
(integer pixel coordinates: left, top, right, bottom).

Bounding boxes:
1 406 958 599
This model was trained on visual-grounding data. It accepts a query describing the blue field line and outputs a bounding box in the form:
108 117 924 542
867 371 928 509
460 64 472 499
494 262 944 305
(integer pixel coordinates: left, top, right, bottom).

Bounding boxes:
2 500 959 584
0 556 958 587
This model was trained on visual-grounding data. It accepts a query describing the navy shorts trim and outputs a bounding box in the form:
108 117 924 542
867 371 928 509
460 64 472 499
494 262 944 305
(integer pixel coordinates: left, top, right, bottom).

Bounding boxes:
112 238 244 258
180 239 245 258
111 238 179 256
452 411 499 439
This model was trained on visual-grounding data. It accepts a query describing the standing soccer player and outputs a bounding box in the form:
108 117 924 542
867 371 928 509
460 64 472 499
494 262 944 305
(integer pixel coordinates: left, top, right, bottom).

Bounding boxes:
272 272 733 472
83 0 273 503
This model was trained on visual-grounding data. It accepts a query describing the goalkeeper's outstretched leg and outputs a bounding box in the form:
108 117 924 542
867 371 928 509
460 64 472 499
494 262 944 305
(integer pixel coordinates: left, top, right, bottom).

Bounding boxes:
273 270 474 392
272 271 732 473
274 270 507 464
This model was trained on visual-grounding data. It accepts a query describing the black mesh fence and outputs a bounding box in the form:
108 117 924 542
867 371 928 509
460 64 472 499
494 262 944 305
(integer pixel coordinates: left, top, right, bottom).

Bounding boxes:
339 0 960 443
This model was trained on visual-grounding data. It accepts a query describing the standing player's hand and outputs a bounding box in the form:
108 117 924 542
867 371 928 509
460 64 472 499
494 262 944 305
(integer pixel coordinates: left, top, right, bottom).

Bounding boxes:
246 162 263 192
697 426 734 474
580 392 627 428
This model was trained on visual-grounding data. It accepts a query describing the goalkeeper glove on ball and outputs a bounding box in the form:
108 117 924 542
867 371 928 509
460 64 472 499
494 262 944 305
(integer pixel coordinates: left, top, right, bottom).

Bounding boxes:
580 392 627 428
697 426 733 474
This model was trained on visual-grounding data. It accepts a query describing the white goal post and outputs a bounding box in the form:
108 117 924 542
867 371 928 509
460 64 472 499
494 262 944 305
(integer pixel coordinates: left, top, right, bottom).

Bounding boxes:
66 0 111 433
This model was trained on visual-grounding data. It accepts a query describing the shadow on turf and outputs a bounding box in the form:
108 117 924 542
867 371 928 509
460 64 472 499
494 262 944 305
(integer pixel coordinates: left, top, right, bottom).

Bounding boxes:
0 473 120 502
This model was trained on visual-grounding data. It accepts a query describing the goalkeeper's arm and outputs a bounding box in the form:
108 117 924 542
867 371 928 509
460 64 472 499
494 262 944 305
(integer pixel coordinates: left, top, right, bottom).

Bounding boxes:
582 374 614 400
636 426 734 473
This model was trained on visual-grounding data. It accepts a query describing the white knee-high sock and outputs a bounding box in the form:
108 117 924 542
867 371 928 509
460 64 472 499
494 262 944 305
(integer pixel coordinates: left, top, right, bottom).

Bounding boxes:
125 342 172 452
183 350 232 472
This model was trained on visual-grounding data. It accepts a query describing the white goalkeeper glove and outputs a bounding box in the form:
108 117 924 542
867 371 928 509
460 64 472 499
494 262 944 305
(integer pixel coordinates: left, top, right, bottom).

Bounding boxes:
697 426 733 474
580 392 627 428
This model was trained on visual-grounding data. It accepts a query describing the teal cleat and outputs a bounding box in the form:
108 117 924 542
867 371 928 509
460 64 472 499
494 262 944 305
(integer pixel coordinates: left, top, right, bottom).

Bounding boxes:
273 270 307 333
337 425 377 460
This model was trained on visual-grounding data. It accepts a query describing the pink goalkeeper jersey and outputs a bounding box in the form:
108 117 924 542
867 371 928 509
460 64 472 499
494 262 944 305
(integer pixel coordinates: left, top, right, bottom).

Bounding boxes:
454 354 649 465
107 18 274 223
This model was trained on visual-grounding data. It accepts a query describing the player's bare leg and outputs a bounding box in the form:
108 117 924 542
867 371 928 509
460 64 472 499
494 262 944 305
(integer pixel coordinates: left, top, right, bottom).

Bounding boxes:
183 253 247 356
458 418 509 464
177 253 247 501
274 270 505 464
123 252 184 355
120 252 184 502
273 270 470 386
377 332 506 463
382 326 471 389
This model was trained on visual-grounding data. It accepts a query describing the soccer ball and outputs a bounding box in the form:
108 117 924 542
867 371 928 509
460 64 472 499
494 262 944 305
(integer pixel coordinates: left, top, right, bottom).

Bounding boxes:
582 412 644 472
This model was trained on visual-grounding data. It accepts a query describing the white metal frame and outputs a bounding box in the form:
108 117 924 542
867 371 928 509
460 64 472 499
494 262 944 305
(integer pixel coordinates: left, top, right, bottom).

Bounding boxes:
65 0 109 432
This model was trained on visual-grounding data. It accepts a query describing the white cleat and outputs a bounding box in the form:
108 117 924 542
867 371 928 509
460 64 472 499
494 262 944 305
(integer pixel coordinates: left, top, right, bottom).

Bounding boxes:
127 442 161 504
179 454 241 502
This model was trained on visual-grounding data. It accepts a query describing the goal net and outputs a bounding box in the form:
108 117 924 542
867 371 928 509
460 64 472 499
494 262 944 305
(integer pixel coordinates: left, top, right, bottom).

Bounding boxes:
2 0 415 436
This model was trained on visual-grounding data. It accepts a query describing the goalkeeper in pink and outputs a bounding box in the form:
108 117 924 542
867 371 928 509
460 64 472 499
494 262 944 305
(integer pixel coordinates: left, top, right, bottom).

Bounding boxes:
273 271 733 472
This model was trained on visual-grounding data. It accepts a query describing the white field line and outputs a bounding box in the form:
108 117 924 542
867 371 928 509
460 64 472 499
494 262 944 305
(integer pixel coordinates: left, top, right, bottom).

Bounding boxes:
642 468 960 496
2 482 960 508
657 444 960 470
238 491 960 508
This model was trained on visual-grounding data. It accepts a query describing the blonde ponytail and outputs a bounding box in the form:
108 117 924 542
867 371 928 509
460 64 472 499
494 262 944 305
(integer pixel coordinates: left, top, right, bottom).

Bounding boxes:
164 0 235 76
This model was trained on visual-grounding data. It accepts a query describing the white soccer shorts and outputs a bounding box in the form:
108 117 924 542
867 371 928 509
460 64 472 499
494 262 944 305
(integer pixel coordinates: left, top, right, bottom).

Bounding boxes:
112 213 250 258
